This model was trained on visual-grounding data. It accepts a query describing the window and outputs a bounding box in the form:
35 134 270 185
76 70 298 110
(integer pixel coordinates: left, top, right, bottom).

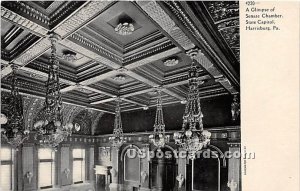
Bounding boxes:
72 148 85 183
0 147 14 191
38 148 55 189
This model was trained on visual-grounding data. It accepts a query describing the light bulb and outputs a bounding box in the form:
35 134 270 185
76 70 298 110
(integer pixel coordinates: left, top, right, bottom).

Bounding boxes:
185 130 192 137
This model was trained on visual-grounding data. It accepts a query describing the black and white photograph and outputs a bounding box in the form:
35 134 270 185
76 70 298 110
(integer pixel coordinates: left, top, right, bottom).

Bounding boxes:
0 1 299 191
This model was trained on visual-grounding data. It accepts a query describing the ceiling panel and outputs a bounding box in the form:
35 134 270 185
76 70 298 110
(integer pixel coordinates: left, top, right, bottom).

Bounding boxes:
87 1 159 46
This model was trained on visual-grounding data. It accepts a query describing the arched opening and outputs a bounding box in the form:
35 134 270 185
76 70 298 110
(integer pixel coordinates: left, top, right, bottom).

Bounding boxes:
120 145 142 190
186 145 227 191
150 147 177 191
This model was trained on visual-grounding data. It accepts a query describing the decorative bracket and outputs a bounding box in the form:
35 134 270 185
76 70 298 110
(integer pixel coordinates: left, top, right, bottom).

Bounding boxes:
227 179 238 191
25 171 33 184
116 67 128 73
141 171 148 184
176 174 184 188
64 168 71 179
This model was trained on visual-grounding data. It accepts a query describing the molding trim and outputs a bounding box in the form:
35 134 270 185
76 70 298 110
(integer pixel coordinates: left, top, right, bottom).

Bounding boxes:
1 6 48 36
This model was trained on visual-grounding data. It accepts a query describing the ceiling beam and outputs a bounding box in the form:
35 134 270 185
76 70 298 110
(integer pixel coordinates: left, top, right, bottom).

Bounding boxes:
81 86 116 97
79 70 119 86
89 71 208 105
0 87 114 114
122 98 147 107
122 91 229 112
20 67 76 86
1 1 113 77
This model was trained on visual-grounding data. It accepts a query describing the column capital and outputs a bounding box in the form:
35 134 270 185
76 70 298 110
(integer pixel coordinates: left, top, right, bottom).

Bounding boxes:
47 32 61 41
186 48 202 59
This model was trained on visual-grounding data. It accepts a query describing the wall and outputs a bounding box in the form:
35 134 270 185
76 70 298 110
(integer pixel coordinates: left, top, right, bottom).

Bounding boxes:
1 134 98 191
94 126 241 191
96 95 239 135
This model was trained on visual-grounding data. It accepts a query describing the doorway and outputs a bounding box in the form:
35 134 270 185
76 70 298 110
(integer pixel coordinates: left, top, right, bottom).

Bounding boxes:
150 148 177 191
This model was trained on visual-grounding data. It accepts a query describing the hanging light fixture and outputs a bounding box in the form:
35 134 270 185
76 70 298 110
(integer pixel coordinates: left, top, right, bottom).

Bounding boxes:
109 98 126 148
231 94 240 121
0 64 30 149
149 88 169 151
173 49 211 160
33 33 73 151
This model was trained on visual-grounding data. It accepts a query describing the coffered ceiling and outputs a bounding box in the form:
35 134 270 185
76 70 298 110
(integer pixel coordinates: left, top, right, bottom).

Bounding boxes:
1 1 240 114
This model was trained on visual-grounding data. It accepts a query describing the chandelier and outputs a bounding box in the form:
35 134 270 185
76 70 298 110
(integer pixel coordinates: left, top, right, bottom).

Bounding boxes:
33 33 73 151
149 88 169 151
0 64 29 149
115 22 134 35
109 98 126 148
173 50 211 159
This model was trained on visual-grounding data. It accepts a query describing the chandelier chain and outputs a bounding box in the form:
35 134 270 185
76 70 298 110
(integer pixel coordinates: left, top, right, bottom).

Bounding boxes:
109 98 126 148
174 53 211 159
33 33 74 151
149 89 169 150
0 64 29 150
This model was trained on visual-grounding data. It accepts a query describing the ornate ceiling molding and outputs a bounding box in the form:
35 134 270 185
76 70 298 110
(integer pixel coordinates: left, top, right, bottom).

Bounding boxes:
53 1 112 38
1 1 238 113
162 1 239 87
123 40 175 64
192 49 237 93
13 38 51 66
1 1 115 77
125 47 181 70
69 33 123 63
136 1 195 50
60 37 121 69
1 5 48 36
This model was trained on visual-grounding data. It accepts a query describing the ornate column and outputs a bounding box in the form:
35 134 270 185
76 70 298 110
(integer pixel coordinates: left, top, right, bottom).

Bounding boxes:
177 148 187 191
60 144 71 186
227 143 241 191
140 144 151 191
109 147 121 191
22 143 37 191
88 146 95 182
